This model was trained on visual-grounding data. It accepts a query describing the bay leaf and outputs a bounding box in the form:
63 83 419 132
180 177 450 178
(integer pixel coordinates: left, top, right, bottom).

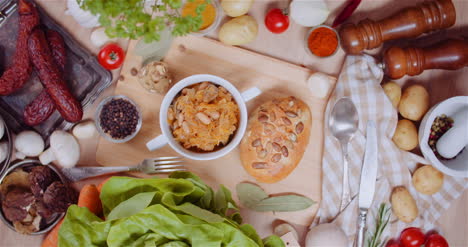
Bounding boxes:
236 183 268 209
251 195 315 212
236 183 315 212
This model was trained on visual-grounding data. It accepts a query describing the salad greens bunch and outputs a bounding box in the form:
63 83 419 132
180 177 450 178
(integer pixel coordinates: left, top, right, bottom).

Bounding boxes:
58 172 284 247
78 0 208 42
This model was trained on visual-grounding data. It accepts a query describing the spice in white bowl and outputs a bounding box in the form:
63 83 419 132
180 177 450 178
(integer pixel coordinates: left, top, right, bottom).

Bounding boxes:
96 96 142 143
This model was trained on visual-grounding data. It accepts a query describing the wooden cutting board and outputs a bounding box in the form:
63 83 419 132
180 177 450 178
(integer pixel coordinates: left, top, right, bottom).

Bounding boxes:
96 36 336 226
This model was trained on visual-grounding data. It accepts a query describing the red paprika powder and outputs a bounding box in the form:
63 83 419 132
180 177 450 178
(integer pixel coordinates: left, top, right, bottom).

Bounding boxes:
307 27 338 57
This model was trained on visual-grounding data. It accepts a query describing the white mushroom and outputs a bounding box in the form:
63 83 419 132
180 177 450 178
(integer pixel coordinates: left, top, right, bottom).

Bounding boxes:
72 120 97 139
14 131 44 157
39 130 80 168
0 142 8 163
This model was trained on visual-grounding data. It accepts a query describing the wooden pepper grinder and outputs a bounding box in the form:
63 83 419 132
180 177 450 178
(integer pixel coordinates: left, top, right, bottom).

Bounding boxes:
382 39 468 79
340 0 456 54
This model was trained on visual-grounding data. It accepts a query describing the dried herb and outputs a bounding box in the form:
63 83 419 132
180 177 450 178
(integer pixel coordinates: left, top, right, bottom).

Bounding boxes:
367 203 392 247
236 183 315 212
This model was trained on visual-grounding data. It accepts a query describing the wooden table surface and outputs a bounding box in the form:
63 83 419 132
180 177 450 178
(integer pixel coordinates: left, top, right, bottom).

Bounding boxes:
1 0 467 246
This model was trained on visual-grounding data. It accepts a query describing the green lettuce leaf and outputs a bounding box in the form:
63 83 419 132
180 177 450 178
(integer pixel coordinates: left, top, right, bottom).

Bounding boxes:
107 192 156 220
58 205 111 247
59 173 284 247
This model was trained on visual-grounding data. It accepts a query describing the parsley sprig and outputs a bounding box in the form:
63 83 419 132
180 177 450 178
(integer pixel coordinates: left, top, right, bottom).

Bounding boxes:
77 0 209 42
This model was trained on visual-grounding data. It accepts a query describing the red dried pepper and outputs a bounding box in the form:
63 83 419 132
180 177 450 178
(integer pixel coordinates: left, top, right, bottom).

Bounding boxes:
332 0 362 28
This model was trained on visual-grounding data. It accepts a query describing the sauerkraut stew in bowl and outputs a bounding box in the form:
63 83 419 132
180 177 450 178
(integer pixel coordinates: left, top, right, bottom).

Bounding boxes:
146 74 261 160
167 82 240 152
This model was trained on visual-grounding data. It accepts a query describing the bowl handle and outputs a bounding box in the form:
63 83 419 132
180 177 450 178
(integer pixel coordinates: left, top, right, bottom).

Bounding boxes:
146 135 169 151
241 87 262 102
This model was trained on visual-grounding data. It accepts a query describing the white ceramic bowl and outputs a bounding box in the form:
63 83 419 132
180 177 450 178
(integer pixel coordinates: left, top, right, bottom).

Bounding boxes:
146 74 261 160
419 96 468 178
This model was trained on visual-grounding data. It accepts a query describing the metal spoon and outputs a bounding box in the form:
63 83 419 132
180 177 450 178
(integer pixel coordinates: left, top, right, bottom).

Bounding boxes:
329 97 359 213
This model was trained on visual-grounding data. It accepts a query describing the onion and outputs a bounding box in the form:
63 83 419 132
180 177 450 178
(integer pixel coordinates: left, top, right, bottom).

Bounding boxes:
221 0 254 17
65 0 100 28
290 0 330 27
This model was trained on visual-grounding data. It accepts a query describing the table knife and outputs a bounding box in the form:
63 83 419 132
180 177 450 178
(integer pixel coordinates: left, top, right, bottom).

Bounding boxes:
355 121 379 247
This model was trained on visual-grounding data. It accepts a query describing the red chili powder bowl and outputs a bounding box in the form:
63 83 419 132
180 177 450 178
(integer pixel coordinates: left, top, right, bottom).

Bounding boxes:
306 26 339 57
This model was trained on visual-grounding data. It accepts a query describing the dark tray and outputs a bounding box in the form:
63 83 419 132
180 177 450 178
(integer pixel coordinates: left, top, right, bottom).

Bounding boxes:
0 0 112 137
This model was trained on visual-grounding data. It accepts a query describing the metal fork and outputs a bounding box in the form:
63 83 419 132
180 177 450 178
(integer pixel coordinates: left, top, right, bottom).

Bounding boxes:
61 157 185 182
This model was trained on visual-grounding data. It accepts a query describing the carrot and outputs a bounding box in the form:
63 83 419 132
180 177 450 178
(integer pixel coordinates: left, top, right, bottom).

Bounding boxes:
97 177 112 193
41 219 63 247
78 184 102 216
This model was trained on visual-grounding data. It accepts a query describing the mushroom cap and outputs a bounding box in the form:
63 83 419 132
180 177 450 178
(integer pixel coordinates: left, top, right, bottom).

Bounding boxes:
49 130 80 168
14 131 44 157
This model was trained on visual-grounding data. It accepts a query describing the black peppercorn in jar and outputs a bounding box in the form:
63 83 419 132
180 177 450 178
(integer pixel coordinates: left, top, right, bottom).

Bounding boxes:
95 96 142 143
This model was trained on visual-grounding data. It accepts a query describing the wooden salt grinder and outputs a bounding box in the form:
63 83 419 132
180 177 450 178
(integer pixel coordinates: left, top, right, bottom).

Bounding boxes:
340 0 456 54
382 39 468 79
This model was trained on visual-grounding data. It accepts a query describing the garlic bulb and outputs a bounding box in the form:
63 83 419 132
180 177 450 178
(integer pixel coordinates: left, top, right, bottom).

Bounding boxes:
65 0 100 28
138 61 172 94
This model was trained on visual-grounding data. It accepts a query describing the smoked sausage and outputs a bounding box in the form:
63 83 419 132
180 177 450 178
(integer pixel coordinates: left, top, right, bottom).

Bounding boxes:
28 28 82 123
0 0 40 95
23 30 66 126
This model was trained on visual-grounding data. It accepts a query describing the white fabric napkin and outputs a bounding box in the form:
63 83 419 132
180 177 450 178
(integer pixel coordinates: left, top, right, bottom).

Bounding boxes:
314 55 468 243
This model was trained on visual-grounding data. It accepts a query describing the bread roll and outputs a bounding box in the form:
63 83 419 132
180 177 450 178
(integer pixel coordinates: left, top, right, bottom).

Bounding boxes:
240 97 311 183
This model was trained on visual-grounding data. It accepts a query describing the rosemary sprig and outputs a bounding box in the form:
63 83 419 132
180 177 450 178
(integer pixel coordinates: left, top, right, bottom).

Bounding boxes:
367 203 392 247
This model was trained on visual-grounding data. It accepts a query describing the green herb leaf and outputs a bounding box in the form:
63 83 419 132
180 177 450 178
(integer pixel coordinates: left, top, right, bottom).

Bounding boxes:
107 192 156 220
236 183 315 212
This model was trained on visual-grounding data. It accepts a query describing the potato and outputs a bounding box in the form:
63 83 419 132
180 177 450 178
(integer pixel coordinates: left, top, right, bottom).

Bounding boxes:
412 165 444 195
399 85 430 121
221 0 254 17
393 119 418 151
391 186 418 223
219 15 258 46
382 81 401 108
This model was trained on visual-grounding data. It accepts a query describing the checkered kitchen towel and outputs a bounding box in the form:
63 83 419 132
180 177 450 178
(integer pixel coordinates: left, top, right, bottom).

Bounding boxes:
314 54 468 243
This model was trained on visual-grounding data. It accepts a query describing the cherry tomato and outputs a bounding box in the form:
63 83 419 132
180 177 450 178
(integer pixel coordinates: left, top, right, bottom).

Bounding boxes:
98 43 125 70
425 234 449 247
265 8 289 34
386 239 403 247
400 227 425 247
